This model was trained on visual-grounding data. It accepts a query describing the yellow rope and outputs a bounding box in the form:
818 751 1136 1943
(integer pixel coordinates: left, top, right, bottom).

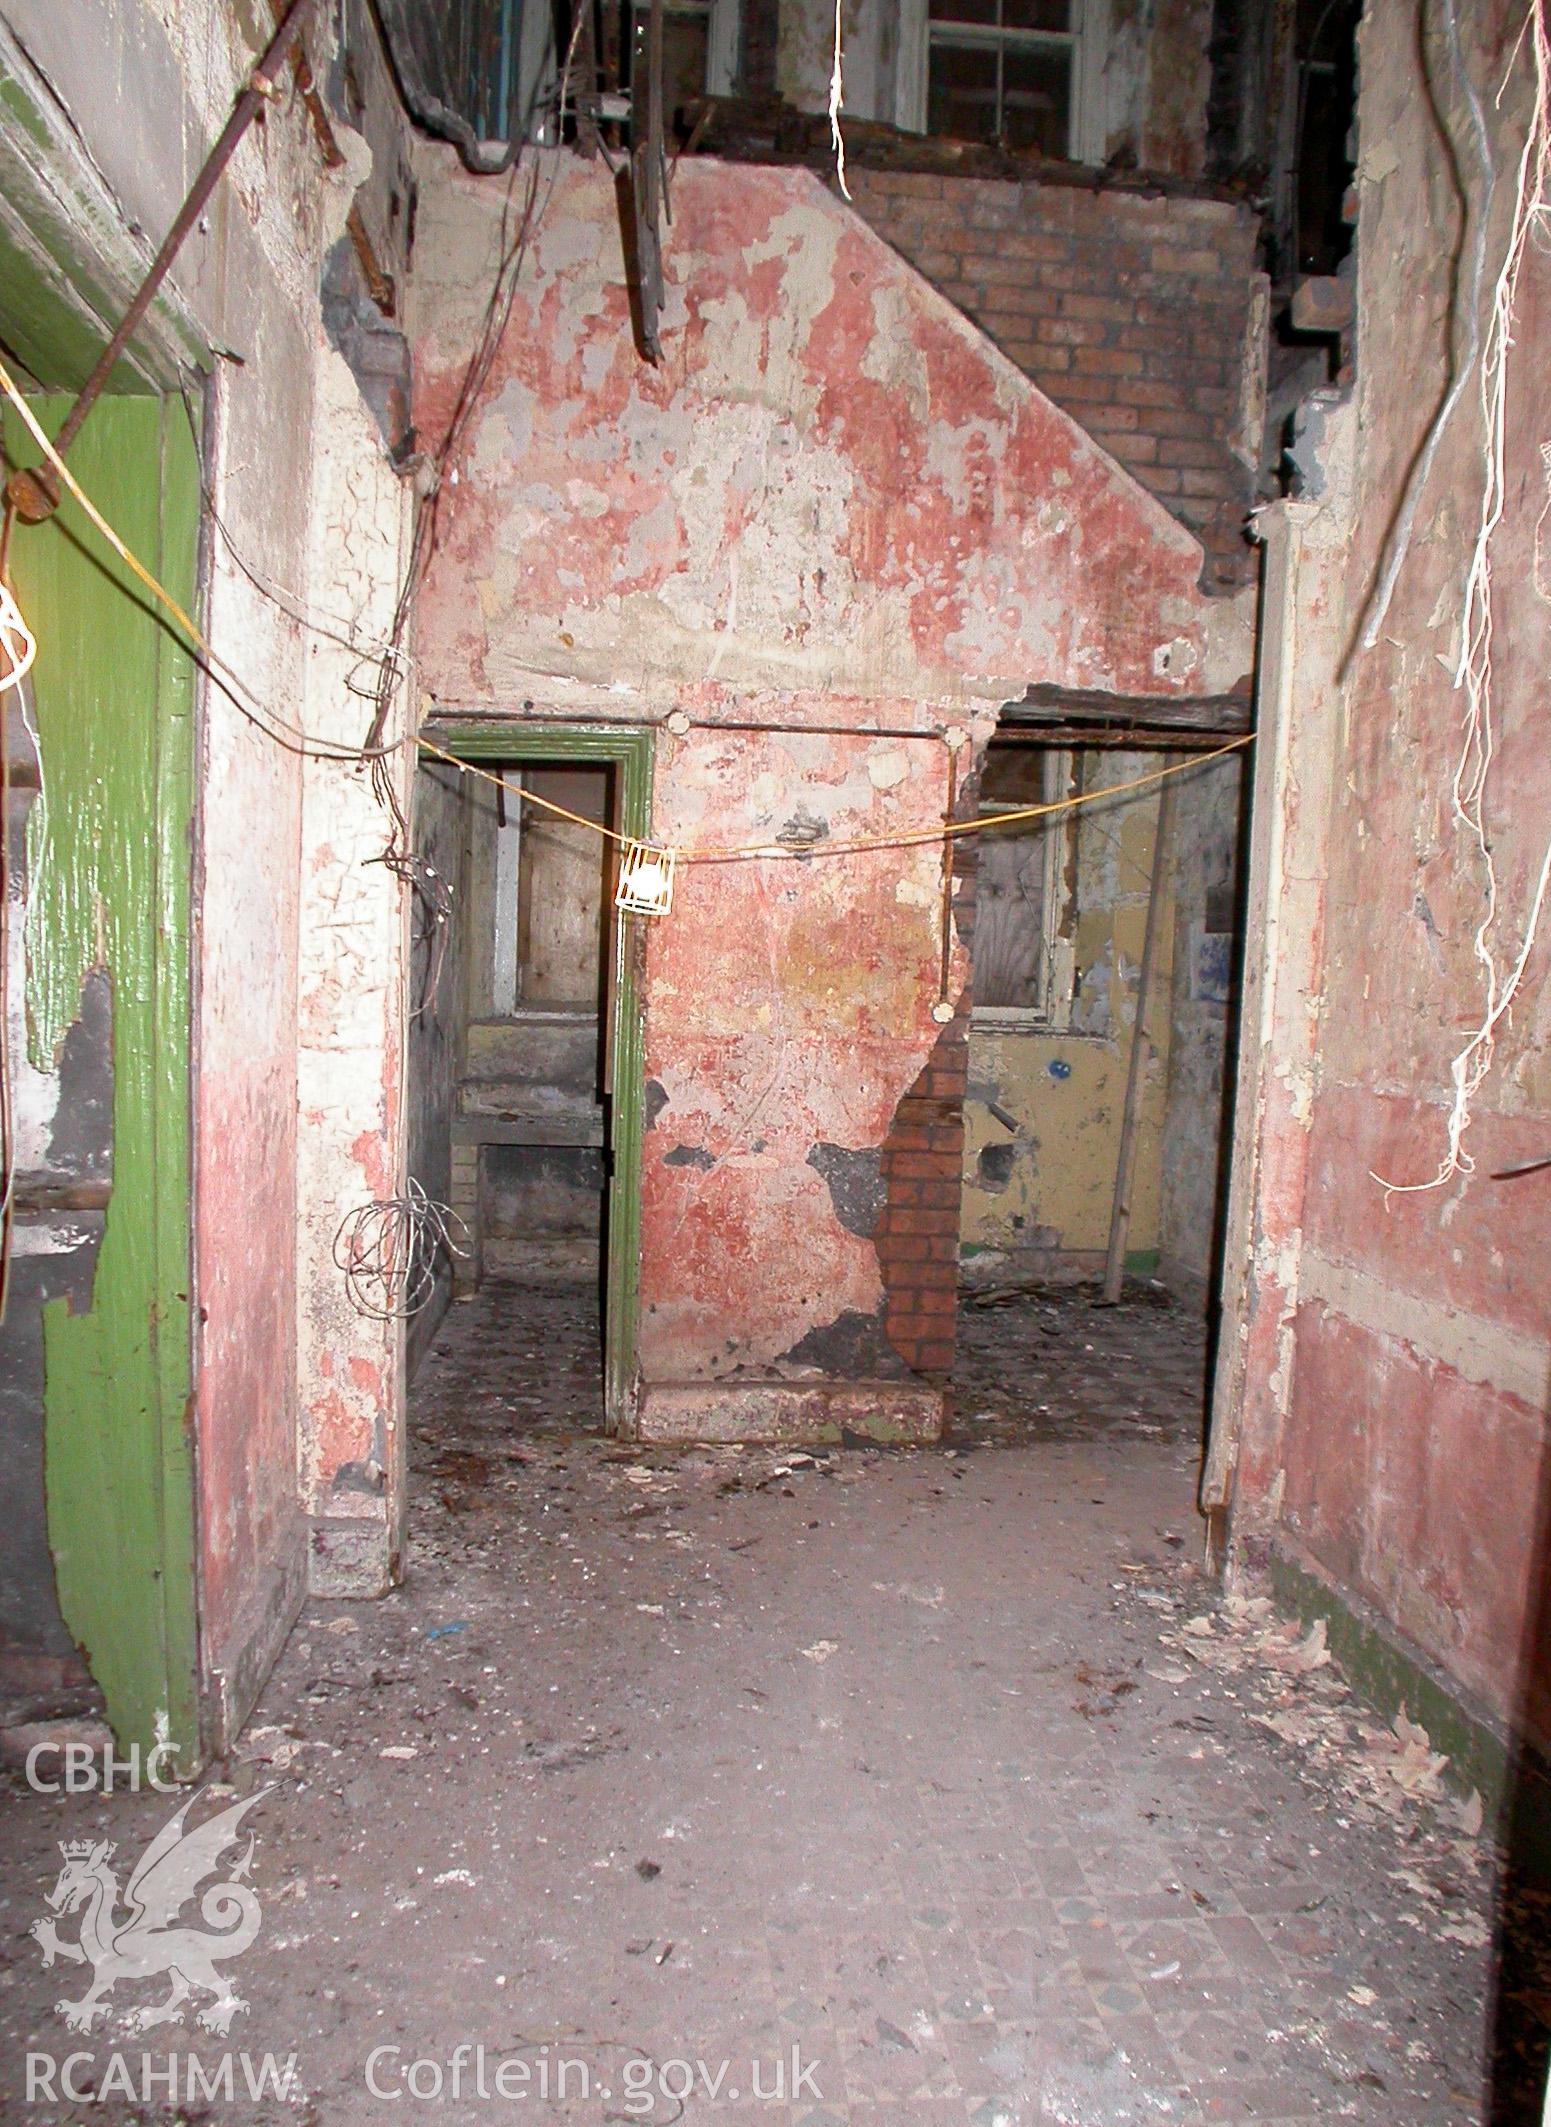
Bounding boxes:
0 354 1253 867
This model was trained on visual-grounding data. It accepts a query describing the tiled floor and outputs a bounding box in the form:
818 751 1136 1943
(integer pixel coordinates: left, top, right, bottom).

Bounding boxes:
0 1283 1541 2123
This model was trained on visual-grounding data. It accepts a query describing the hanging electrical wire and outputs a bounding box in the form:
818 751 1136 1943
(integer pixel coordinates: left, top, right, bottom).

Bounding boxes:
1373 0 1551 1194
828 0 851 200
0 348 1252 881
333 1179 468 1320
1353 0 1497 656
413 730 1253 869
0 357 404 766
357 11 594 1014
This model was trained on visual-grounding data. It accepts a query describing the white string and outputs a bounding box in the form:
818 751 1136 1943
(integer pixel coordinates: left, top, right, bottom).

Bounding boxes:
1374 0 1551 1194
0 580 36 696
828 0 851 201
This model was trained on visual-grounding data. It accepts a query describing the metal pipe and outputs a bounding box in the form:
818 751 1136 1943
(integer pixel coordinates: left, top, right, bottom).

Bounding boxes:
4 0 319 525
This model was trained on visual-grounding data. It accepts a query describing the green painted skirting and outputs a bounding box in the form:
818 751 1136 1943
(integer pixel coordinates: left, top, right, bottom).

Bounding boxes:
5 394 200 1767
1268 1544 1551 1882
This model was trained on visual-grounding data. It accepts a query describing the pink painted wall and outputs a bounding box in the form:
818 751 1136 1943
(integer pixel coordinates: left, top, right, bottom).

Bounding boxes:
411 159 1249 715
1227 1 1551 1747
410 150 1250 1418
638 720 956 1381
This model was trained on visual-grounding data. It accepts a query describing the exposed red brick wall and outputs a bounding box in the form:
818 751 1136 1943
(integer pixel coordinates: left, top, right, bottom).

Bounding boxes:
846 170 1262 591
877 822 980 1385
878 1016 969 1381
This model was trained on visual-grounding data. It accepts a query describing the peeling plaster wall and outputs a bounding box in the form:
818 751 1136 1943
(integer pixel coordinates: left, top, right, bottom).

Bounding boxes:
411 157 1252 714
410 148 1251 1438
960 762 1176 1282
638 723 956 1397
1 0 417 1732
1222 0 1551 1750
294 347 413 1605
845 171 1265 591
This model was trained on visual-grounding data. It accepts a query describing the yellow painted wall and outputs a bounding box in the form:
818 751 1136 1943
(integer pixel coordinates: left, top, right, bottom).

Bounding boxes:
960 762 1175 1276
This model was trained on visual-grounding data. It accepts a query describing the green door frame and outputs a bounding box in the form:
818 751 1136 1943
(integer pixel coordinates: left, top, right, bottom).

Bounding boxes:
4 397 201 1765
423 720 654 1427
1 25 212 1766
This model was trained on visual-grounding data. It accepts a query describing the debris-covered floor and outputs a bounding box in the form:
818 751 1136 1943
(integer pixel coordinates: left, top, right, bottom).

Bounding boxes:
2 1283 1545 2123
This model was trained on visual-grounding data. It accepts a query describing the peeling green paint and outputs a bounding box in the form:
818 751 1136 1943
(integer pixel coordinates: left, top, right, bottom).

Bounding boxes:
4 395 200 1766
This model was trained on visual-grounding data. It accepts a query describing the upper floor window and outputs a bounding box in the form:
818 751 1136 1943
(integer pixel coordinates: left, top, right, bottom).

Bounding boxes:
898 0 1106 163
624 0 740 105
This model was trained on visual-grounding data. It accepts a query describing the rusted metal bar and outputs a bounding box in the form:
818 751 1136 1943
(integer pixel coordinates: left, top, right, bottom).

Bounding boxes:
601 0 623 98
265 0 397 314
573 0 601 157
268 0 345 168
347 204 397 316
4 0 319 525
629 0 666 360
12 1180 113 1215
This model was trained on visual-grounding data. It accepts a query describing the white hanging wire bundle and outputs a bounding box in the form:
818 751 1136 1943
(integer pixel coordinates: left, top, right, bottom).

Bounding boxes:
828 0 851 199
333 1180 468 1320
0 577 36 695
1375 0 1551 1193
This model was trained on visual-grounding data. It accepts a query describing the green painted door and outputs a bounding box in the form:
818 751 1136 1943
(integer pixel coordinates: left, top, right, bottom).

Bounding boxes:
5 394 200 1766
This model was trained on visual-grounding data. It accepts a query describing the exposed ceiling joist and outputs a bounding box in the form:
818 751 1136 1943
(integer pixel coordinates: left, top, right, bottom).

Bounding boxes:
1001 682 1253 746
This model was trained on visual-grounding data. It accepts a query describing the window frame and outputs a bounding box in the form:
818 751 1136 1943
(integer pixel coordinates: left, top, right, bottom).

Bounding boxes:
626 0 740 96
895 0 1108 164
970 745 1077 1033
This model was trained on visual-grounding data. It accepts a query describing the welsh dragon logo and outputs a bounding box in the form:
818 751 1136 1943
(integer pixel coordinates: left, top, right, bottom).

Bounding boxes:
30 1787 271 2035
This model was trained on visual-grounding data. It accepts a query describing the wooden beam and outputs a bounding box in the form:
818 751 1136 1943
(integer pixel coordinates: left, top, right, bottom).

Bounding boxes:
1007 682 1253 733
990 724 1248 752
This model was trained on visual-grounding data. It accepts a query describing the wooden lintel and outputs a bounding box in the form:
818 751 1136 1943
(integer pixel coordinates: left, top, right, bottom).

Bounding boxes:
991 723 1248 751
1006 683 1253 734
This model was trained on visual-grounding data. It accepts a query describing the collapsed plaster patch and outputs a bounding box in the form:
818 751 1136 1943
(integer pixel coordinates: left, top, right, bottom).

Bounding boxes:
806 1141 886 1238
643 1079 670 1129
778 1305 907 1379
977 1140 1018 1192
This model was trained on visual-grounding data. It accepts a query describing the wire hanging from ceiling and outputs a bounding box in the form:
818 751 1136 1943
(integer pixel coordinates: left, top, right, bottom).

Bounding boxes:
1372 0 1551 1195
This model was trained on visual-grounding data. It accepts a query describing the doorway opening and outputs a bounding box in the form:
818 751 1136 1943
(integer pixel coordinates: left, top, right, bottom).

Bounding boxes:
955 730 1249 1459
404 723 653 1443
